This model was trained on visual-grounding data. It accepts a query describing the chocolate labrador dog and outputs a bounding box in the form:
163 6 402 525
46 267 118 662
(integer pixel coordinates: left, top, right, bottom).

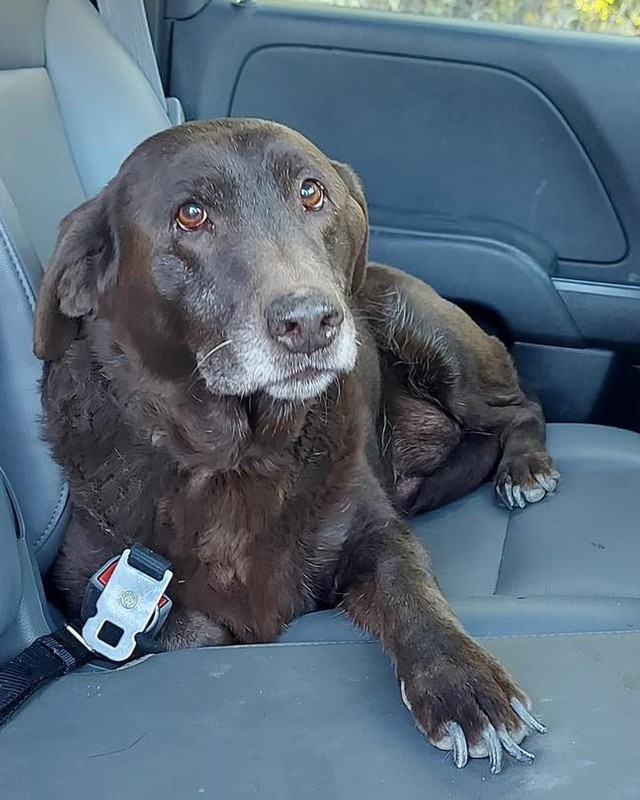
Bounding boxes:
34 119 558 773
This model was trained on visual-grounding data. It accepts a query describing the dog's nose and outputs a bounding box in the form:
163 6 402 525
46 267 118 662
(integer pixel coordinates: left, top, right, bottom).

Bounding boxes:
266 291 344 354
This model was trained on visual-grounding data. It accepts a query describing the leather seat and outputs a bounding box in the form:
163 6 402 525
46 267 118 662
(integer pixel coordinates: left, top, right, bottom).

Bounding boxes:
0 0 170 578
1 0 639 648
422 424 640 602
283 423 640 641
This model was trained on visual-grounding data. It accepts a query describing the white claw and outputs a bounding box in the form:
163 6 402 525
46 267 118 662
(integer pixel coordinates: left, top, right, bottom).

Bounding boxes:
399 679 412 713
535 472 559 494
501 480 515 509
498 727 535 763
512 485 526 509
482 724 503 774
446 722 469 769
511 697 547 734
522 484 546 504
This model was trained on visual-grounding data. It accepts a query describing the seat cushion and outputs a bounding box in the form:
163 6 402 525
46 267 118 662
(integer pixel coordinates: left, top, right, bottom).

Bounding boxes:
0 472 22 637
420 423 640 599
282 423 640 641
3 632 640 800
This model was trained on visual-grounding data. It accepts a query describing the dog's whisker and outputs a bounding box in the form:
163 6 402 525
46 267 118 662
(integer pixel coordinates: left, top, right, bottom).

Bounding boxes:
187 339 233 391
191 339 233 377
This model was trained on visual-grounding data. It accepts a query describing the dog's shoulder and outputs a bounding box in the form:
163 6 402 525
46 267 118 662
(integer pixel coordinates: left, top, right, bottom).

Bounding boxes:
355 263 461 399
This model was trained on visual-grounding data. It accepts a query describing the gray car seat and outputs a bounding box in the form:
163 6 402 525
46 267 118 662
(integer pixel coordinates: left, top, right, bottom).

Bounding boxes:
2 3 640 798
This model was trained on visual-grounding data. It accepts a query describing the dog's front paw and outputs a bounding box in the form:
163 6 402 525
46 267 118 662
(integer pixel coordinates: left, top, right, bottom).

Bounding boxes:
494 451 560 509
399 640 546 773
157 608 234 650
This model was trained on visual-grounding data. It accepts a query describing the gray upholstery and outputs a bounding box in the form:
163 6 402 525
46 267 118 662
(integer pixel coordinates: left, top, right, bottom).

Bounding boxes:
283 423 640 640
0 0 169 570
0 178 68 571
0 472 22 638
1 3 640 798
0 0 169 264
281 594 640 642
3 633 640 799
421 423 640 598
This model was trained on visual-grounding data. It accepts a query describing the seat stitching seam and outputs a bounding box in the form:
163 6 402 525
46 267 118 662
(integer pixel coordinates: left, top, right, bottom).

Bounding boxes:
0 217 68 551
34 485 69 549
0 220 36 312
232 630 640 649
493 509 512 595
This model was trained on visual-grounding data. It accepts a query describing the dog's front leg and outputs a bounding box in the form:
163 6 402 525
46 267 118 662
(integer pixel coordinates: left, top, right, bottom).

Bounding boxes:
338 513 545 772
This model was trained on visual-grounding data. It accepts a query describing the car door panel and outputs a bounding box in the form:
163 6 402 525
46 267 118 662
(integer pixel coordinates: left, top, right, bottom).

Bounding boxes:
166 1 640 429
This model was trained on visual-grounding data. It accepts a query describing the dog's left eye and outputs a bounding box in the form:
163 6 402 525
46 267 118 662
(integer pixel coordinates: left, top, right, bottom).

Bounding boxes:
300 179 325 211
176 203 208 231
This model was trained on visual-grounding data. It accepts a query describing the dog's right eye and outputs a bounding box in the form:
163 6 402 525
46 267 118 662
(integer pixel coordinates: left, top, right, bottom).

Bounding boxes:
300 179 325 211
176 203 208 231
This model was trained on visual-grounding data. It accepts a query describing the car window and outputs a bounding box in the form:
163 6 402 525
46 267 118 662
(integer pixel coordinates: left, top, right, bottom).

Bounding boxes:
271 0 640 37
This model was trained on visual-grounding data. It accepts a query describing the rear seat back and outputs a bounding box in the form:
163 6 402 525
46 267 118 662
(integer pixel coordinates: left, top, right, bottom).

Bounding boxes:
0 0 169 570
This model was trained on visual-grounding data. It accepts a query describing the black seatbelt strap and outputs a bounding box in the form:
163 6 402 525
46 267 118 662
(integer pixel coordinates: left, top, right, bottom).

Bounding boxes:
0 627 92 727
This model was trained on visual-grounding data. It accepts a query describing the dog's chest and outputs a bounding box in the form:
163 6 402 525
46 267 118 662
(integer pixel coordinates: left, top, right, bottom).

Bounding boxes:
159 467 314 641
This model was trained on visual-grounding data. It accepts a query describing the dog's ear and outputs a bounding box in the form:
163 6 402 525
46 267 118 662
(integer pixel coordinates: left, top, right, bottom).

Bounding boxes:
331 161 369 295
34 192 114 361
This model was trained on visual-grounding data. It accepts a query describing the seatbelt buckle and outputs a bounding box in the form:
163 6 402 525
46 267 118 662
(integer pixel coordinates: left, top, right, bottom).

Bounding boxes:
81 546 173 662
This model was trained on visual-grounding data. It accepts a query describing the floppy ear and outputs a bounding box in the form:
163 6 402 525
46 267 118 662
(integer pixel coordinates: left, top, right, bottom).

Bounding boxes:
34 193 114 361
331 160 369 295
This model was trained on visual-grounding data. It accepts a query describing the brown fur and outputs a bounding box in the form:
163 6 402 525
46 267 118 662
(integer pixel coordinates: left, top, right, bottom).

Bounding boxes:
35 119 554 763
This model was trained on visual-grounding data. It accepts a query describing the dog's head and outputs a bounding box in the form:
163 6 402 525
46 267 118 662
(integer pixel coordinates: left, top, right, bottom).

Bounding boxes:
34 119 368 402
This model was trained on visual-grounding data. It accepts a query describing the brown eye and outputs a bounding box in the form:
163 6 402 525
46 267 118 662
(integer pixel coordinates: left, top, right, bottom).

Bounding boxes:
176 202 208 231
300 179 325 211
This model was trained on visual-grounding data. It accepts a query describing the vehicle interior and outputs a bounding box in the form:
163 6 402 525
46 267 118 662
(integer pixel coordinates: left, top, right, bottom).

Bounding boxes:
1 0 639 797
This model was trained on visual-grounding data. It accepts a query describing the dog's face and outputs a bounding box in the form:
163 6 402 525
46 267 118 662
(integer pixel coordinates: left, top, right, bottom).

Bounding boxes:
34 119 368 402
